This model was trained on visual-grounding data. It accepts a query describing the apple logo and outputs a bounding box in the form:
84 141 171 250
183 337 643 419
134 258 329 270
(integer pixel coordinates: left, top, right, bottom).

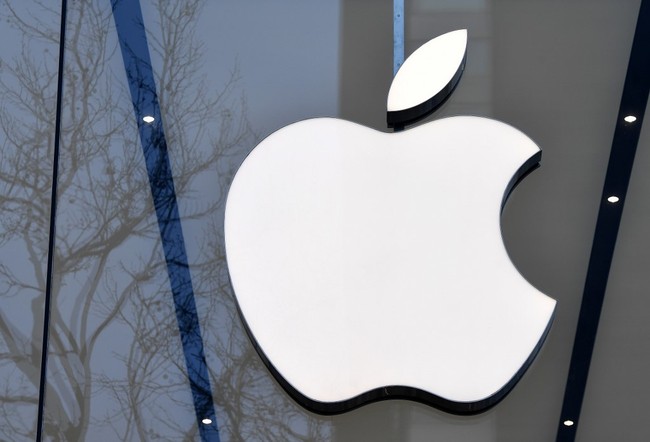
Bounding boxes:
224 29 556 415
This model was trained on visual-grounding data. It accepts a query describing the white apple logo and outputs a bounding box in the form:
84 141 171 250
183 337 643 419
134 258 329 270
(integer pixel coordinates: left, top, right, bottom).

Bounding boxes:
224 30 556 414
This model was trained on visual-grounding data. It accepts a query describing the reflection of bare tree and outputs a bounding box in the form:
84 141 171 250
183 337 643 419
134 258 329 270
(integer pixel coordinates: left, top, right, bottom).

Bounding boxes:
0 1 58 440
0 0 331 440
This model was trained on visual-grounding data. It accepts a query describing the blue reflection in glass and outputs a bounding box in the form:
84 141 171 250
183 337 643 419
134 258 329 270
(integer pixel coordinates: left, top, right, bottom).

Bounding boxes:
110 1 220 440
393 0 404 75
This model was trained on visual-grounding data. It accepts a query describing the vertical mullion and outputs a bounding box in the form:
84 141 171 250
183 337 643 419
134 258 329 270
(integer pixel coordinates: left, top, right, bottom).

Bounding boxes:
36 0 68 440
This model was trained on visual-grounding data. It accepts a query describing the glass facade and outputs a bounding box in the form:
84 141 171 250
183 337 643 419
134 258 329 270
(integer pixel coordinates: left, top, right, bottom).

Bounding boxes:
0 0 646 440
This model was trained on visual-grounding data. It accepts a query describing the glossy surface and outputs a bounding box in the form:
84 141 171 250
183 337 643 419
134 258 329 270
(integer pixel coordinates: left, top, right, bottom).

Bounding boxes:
0 0 646 440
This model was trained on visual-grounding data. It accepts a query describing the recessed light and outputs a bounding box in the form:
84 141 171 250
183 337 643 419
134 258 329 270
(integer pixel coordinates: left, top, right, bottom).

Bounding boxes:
607 196 620 203
624 115 637 123
201 418 212 425
563 419 574 427
143 115 155 123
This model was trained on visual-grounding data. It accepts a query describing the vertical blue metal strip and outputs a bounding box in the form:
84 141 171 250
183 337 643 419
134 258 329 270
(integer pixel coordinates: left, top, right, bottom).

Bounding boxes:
110 1 220 440
393 0 404 75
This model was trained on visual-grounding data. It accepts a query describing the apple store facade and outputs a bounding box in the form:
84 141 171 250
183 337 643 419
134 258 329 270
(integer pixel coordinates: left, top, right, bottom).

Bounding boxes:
1 1 648 441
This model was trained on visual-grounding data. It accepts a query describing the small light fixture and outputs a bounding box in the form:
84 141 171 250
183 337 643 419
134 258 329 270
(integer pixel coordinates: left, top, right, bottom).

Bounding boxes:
624 115 637 123
563 419 574 427
143 115 155 123
607 196 620 203
201 418 212 425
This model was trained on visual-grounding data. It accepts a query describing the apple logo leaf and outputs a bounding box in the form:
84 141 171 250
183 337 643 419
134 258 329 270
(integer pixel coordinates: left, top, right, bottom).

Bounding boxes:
387 29 467 129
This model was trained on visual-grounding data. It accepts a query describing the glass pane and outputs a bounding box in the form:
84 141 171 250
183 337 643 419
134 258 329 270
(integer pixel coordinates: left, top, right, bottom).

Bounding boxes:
43 0 339 439
0 1 60 440
43 0 201 438
336 0 640 440
24 0 645 440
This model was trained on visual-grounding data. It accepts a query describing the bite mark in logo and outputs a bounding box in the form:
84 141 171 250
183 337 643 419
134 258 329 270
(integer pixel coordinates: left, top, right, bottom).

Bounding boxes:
224 29 556 415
